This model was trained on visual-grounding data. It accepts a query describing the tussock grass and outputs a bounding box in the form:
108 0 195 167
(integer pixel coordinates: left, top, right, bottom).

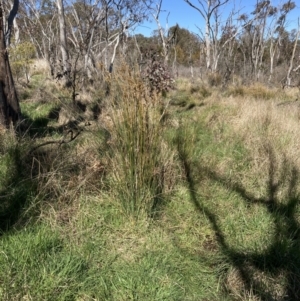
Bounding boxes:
104 64 175 218
170 78 212 110
226 83 284 100
0 224 89 300
207 72 223 87
179 91 300 300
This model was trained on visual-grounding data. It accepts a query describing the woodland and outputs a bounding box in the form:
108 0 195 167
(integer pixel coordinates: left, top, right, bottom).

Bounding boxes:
1 0 300 300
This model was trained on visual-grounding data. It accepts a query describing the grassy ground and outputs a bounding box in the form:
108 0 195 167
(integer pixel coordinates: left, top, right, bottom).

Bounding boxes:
1 68 300 300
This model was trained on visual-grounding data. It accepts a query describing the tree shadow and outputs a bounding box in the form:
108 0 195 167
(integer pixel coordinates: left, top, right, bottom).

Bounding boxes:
19 110 66 138
0 126 82 235
0 144 36 234
176 135 300 300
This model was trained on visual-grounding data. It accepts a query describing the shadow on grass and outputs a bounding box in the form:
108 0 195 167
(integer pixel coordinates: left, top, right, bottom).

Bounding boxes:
19 111 86 140
176 134 300 300
19 111 64 138
1 128 80 235
0 145 36 234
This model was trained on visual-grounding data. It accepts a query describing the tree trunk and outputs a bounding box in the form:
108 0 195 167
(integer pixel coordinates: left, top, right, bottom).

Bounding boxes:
5 0 19 47
56 0 70 75
286 24 300 87
0 1 21 129
205 13 211 70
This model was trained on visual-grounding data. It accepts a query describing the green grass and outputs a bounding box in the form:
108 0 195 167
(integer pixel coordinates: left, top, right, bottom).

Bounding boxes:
0 224 89 300
1 73 300 300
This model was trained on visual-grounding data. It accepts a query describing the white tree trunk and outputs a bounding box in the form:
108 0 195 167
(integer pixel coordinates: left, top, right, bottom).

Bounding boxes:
56 0 70 74
286 23 300 87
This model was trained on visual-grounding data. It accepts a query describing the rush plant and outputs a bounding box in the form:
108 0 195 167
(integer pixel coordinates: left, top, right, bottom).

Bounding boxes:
106 64 172 218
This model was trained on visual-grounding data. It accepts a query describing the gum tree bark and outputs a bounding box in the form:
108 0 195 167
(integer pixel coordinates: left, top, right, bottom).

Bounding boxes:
0 0 21 128
56 0 70 75
5 0 19 46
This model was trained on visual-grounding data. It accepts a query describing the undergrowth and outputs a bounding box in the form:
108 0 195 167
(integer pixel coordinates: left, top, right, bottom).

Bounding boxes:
1 63 300 300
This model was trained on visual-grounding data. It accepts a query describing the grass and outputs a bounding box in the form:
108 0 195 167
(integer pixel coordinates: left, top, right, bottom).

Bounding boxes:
1 64 300 300
104 65 175 218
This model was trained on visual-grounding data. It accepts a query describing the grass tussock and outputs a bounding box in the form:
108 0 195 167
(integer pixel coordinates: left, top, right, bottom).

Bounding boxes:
207 72 223 87
226 83 281 100
104 65 176 218
170 78 212 109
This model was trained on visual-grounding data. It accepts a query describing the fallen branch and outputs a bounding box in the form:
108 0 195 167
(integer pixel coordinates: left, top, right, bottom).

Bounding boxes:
29 129 82 154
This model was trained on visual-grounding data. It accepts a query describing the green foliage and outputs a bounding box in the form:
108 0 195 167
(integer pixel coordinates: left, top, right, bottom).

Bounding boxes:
9 42 36 82
168 25 201 66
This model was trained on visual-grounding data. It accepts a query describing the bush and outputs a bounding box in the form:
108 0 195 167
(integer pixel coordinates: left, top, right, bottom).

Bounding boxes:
9 42 36 83
143 58 174 96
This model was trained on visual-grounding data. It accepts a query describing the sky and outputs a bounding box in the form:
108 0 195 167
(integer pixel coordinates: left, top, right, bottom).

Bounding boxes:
133 0 300 37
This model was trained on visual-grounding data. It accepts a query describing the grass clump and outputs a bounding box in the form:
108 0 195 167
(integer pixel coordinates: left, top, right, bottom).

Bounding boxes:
170 89 191 107
226 83 279 100
244 84 276 99
105 65 174 218
207 72 222 87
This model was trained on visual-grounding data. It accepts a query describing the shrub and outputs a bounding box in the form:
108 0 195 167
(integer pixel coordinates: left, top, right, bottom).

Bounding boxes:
9 42 36 83
143 58 174 96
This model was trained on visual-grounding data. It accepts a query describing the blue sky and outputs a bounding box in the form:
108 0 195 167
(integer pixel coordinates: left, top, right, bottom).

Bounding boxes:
134 0 300 36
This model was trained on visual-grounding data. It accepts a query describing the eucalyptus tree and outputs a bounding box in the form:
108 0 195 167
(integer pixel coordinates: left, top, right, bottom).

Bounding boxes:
21 0 58 64
268 0 296 82
183 0 229 71
286 21 300 87
66 0 154 76
57 0 70 76
248 0 277 80
144 0 175 64
3 0 20 46
0 0 21 128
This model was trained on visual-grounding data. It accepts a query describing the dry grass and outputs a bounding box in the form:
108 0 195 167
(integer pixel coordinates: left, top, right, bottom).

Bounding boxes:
196 93 300 215
102 64 177 218
29 59 51 77
226 83 283 100
219 96 300 174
